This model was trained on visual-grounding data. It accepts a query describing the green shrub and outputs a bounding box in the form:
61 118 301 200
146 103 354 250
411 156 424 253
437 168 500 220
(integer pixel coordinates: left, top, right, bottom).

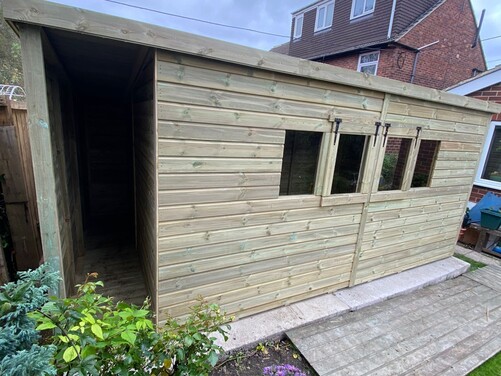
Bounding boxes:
29 273 230 375
0 263 59 375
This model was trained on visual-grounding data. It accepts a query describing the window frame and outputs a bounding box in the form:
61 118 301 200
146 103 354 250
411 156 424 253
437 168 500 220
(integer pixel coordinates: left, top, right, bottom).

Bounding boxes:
357 51 380 75
474 121 501 190
293 14 304 39
351 0 376 20
314 0 335 32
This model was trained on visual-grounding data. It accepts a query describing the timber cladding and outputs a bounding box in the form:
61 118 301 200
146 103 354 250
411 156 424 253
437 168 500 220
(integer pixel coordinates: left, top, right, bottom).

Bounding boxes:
153 50 492 321
5 0 501 323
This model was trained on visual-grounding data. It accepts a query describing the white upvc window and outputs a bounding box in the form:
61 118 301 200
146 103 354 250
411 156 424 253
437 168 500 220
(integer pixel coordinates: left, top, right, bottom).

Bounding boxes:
315 1 335 32
357 51 379 75
351 0 376 19
294 14 304 39
475 121 501 190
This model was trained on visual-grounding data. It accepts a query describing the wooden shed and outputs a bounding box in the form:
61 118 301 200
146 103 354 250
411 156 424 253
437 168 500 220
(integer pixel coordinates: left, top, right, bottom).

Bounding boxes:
5 0 501 322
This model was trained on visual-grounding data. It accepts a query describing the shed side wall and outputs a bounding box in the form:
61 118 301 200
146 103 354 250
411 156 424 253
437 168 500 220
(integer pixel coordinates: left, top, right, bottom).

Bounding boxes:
133 51 158 313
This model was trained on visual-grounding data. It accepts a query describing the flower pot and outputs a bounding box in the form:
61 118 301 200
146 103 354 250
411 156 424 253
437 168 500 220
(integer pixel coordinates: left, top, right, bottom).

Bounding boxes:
480 209 501 230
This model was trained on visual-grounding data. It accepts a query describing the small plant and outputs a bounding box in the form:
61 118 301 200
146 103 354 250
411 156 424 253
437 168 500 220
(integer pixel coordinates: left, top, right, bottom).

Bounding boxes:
0 263 59 375
263 363 306 376
29 272 230 375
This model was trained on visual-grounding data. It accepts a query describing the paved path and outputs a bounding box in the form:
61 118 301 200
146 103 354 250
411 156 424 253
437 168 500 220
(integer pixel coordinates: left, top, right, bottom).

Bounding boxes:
287 265 501 376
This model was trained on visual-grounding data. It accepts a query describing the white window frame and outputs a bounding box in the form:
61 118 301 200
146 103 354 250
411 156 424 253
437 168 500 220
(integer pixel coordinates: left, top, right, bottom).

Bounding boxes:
293 14 304 39
314 0 335 32
474 121 501 190
357 51 380 75
351 0 376 20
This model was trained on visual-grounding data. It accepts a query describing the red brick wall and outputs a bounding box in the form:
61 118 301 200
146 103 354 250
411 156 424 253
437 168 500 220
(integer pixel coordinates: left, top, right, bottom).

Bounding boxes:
469 84 501 121
470 185 501 203
398 0 486 90
324 0 485 90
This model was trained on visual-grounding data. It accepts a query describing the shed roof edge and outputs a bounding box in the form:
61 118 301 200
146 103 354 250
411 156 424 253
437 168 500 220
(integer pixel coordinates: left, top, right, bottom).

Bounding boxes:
4 0 501 114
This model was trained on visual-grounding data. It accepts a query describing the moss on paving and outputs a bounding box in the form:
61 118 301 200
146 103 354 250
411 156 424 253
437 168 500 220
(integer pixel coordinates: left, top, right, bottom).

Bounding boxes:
453 253 486 272
469 352 501 375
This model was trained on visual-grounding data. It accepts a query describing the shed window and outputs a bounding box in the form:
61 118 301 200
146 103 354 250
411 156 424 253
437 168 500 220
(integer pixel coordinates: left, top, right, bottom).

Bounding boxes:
358 51 379 75
294 14 304 39
280 130 322 195
476 123 501 189
411 140 440 188
379 137 412 191
331 134 368 194
315 1 335 32
351 0 376 19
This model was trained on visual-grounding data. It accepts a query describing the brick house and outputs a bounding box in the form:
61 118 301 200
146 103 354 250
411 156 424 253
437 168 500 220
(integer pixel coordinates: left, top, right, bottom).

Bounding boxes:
448 66 501 205
271 0 486 90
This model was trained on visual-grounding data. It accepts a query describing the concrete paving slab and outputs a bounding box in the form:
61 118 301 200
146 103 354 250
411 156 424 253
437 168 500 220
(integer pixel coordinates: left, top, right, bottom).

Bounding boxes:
216 256 469 352
335 257 470 310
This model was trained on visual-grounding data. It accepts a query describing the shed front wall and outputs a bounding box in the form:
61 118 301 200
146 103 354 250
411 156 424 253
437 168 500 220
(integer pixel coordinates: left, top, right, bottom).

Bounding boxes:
154 50 490 321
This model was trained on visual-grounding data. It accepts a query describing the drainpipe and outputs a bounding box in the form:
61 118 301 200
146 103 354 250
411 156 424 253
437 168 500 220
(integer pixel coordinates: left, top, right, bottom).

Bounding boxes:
410 40 440 84
388 0 397 39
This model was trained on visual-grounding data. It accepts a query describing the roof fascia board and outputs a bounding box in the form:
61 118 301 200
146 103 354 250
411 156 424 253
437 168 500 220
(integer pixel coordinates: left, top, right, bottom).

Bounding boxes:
4 0 501 114
448 69 501 95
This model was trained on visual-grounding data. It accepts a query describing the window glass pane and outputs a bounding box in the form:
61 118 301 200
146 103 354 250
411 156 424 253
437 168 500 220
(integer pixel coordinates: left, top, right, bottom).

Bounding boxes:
353 0 364 16
332 135 367 194
411 140 440 188
360 64 376 75
379 138 412 191
482 127 501 182
317 7 326 29
326 3 334 27
294 16 303 38
365 0 375 12
280 131 322 195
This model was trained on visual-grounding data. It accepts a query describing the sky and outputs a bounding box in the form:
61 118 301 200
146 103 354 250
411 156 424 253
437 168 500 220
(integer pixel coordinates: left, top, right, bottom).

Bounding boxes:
50 0 501 69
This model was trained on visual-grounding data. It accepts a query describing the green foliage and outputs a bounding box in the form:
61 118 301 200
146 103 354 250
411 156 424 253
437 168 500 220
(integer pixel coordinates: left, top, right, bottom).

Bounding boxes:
453 253 487 272
0 6 23 86
0 263 59 375
379 153 397 190
30 273 231 375
469 351 501 375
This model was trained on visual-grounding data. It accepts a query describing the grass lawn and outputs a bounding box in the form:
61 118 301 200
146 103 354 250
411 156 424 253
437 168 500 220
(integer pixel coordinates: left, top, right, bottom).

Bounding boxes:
453 253 487 272
469 352 501 375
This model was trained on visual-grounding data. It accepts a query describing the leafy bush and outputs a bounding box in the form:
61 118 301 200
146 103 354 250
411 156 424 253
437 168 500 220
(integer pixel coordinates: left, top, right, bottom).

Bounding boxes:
0 263 59 375
29 273 230 376
379 153 397 190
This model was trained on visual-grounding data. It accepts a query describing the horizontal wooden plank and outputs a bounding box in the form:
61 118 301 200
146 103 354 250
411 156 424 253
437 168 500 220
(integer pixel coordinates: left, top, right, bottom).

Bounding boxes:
159 235 358 280
159 186 278 206
158 259 353 308
430 178 473 188
321 193 369 206
158 243 355 294
432 169 475 178
366 201 465 223
160 262 349 318
434 159 478 170
159 217 362 252
158 157 282 173
369 186 468 203
158 195 321 221
367 193 468 212
159 206 363 237
157 57 385 110
158 121 285 144
159 222 361 266
159 172 280 190
158 138 283 158
158 102 330 132
440 141 482 152
436 151 480 161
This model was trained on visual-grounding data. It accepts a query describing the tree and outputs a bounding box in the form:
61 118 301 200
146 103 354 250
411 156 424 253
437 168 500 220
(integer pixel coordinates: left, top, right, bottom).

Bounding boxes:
0 3 23 87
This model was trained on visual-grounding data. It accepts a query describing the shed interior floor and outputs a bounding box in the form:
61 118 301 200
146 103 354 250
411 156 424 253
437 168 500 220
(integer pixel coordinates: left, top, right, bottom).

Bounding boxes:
75 234 148 306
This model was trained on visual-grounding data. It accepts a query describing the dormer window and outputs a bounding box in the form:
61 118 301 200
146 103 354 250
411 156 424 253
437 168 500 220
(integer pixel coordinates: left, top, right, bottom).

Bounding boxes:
351 0 376 19
294 14 304 39
315 1 335 32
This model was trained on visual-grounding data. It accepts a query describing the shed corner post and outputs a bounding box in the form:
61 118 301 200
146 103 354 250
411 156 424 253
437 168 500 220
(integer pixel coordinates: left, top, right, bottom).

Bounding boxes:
18 23 66 296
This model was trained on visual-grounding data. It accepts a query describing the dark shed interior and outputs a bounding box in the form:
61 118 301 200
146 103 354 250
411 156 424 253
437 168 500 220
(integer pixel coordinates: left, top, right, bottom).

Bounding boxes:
42 28 152 303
